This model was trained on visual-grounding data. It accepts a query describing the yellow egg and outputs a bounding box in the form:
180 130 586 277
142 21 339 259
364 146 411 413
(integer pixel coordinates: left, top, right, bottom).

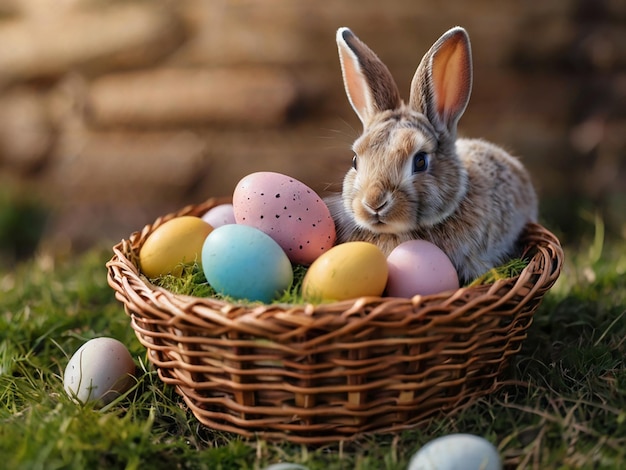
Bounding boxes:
302 241 388 302
139 216 213 278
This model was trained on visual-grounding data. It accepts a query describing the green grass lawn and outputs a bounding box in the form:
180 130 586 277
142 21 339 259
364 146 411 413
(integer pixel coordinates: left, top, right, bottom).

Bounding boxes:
1 217 625 469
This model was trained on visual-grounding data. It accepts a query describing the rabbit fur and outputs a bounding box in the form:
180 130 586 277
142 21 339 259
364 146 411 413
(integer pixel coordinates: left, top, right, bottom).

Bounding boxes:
326 26 538 283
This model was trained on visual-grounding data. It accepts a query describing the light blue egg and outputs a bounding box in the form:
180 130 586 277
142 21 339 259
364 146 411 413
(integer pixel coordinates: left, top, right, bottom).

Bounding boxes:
202 224 293 303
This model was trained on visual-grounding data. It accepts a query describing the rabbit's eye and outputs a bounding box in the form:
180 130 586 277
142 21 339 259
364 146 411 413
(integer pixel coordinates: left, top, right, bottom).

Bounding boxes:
412 152 429 173
352 154 358 170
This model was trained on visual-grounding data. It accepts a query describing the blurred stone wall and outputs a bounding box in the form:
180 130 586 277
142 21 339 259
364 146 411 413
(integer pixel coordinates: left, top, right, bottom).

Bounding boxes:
0 0 624 251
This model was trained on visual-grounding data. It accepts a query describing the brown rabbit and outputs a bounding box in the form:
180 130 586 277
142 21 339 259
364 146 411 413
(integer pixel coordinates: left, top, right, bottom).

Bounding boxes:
326 26 538 283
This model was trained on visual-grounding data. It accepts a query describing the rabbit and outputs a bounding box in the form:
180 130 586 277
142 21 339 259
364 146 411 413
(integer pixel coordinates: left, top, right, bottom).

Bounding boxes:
325 26 538 284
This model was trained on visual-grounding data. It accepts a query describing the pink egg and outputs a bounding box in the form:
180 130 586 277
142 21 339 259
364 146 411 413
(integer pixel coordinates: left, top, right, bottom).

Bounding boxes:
386 240 459 297
233 172 336 265
201 203 236 228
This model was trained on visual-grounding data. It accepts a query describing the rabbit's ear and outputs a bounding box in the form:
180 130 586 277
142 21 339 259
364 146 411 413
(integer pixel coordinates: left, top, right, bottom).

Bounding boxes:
337 27 401 126
410 27 472 134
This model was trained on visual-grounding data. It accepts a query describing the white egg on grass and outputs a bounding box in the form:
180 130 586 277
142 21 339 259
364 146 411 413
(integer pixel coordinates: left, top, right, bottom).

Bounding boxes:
263 465 309 470
63 337 136 407
407 433 502 470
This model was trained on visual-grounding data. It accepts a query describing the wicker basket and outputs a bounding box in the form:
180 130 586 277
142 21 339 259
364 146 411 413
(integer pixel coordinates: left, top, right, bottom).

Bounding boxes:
107 197 563 444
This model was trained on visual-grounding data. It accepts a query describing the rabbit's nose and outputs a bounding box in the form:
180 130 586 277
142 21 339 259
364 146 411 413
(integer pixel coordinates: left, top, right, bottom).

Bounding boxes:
363 198 389 214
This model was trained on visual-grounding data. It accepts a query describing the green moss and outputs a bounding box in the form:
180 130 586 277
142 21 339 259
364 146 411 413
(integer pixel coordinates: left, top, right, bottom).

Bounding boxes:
273 263 309 304
151 262 216 298
468 257 530 287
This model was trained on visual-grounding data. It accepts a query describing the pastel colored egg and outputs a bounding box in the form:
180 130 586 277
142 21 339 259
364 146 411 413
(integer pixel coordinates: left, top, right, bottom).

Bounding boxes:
202 224 293 303
302 241 388 302
232 171 336 265
63 337 136 407
201 203 236 228
407 434 502 470
385 240 459 297
139 216 213 278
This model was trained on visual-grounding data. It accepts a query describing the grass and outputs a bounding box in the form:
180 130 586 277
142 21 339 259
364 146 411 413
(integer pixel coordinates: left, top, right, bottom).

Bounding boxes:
1 216 626 469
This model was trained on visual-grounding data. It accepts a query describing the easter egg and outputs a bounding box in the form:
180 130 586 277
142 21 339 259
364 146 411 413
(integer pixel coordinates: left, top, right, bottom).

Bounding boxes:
201 203 236 228
232 171 336 265
139 216 213 278
302 241 388 302
407 433 502 470
385 240 459 297
202 224 293 303
63 337 136 407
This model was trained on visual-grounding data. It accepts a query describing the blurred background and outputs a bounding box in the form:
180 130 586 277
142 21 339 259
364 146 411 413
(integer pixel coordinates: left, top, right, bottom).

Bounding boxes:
0 0 624 266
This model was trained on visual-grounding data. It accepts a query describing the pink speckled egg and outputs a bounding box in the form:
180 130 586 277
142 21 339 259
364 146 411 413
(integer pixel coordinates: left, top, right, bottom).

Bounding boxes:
233 172 336 265
385 240 459 297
